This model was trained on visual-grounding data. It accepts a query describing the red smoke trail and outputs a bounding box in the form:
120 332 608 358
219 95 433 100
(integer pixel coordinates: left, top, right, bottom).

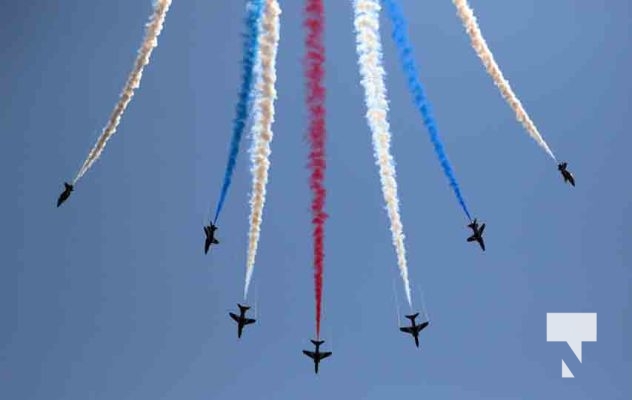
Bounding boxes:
305 0 327 338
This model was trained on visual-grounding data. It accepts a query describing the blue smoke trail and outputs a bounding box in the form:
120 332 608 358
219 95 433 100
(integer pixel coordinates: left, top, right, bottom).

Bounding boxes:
213 0 265 224
382 0 472 221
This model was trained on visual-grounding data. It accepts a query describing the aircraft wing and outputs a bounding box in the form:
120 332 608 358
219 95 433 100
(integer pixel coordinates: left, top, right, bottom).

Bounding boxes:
303 350 316 359
320 351 332 359
467 235 476 242
414 321 430 333
479 224 485 234
229 312 240 322
244 318 256 325
400 327 414 334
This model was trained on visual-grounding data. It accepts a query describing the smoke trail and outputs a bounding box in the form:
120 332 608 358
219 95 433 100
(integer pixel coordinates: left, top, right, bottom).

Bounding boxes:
73 0 173 183
452 0 557 161
392 278 402 326
353 0 412 308
305 0 327 339
243 0 281 300
382 0 472 221
213 0 265 224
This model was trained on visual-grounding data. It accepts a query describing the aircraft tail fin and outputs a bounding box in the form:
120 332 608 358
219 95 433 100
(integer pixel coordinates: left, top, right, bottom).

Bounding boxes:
64 182 73 190
238 304 250 312
213 238 219 244
311 339 325 346
405 313 419 321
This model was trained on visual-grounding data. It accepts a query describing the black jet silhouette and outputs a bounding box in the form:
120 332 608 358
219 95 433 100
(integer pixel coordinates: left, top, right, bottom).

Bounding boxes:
467 218 486 251
57 182 74 207
303 339 332 374
399 312 429 348
229 304 256 338
203 223 220 254
558 162 575 187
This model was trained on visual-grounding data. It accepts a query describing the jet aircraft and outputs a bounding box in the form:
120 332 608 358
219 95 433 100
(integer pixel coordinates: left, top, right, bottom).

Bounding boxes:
302 339 332 374
229 304 256 339
399 312 429 348
558 162 575 187
203 223 219 254
467 218 486 251
57 182 74 207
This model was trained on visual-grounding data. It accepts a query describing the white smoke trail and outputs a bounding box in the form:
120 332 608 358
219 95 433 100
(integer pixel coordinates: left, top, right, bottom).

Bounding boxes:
452 0 557 161
392 278 402 326
244 0 281 299
73 0 173 183
417 284 429 321
353 0 412 308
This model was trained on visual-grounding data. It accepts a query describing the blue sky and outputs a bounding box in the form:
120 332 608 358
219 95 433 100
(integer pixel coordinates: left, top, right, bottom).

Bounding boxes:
1 0 630 398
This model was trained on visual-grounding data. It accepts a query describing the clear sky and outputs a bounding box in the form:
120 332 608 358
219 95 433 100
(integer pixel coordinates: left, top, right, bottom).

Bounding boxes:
1 0 630 398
